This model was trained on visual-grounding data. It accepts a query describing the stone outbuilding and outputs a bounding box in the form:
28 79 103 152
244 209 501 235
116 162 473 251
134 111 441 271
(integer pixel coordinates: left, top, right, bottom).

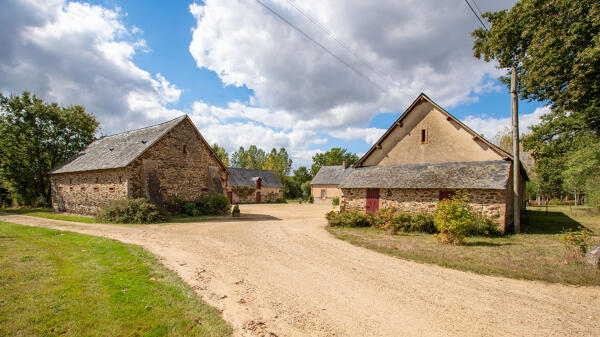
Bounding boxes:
340 93 527 233
226 168 283 204
310 162 354 200
50 115 229 215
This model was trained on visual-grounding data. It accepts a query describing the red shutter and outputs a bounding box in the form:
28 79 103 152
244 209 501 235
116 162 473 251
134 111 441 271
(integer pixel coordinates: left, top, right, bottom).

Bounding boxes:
366 189 379 213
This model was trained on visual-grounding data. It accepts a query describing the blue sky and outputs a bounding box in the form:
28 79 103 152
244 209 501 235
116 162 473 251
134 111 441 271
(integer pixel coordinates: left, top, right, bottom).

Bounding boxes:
0 0 547 167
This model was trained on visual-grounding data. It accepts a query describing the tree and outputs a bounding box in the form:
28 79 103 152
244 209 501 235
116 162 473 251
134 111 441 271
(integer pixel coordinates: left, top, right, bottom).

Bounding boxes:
263 148 292 182
492 127 513 155
310 148 359 177
472 1 600 133
211 143 229 167
562 136 600 206
230 145 267 169
283 166 312 199
0 92 99 205
472 1 600 200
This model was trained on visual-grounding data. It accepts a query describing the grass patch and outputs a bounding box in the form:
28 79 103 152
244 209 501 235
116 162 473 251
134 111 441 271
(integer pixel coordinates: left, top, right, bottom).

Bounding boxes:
0 221 231 336
328 205 600 286
1 208 100 223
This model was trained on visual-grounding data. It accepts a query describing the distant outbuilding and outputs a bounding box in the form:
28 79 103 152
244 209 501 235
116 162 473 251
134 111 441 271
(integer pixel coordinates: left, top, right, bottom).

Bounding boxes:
226 168 283 204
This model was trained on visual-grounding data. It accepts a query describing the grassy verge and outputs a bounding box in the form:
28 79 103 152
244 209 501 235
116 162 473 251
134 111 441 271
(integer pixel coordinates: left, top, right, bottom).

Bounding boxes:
0 221 231 336
1 208 100 223
328 205 600 286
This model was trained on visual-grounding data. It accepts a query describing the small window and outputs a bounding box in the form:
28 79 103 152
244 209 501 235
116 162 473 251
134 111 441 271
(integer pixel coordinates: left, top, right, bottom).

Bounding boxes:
93 187 99 192
118 176 122 183
69 186 73 191
182 145 187 154
420 128 428 144
109 187 115 192
81 186 85 191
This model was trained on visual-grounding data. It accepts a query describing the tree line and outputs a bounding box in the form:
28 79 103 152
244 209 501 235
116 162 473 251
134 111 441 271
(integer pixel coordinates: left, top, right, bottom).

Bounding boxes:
211 144 358 200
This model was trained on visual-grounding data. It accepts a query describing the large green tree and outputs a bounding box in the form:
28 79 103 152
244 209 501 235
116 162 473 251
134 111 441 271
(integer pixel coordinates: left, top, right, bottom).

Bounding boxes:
472 0 600 200
283 166 312 199
472 0 600 133
310 148 359 177
230 145 267 169
211 143 229 167
263 147 292 182
0 92 99 205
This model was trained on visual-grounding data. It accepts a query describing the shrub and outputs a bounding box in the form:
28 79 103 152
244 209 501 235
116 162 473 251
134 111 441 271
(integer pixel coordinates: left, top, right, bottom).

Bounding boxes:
332 197 340 206
409 212 436 233
309 195 314 204
195 195 211 215
472 212 500 236
275 197 287 203
326 210 369 227
560 226 593 257
97 198 164 224
209 194 231 215
232 204 241 217
182 202 198 216
550 199 562 206
166 194 185 214
434 192 475 244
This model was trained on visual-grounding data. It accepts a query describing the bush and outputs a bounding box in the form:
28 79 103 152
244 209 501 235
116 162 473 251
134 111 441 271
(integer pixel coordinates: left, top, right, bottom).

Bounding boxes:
309 195 314 204
195 195 211 215
97 198 164 224
560 226 593 257
232 204 241 217
209 194 231 215
166 194 185 214
409 212 436 233
332 197 340 206
472 212 500 236
326 210 369 227
182 202 198 216
275 198 287 203
434 193 475 244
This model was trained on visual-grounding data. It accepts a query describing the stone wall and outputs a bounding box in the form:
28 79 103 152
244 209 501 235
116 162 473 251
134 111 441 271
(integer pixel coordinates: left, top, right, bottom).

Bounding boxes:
127 119 227 206
50 168 128 215
341 188 508 232
230 186 282 204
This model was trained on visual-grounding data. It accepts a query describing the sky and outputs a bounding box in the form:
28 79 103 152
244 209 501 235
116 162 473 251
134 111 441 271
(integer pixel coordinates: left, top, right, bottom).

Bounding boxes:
0 0 547 168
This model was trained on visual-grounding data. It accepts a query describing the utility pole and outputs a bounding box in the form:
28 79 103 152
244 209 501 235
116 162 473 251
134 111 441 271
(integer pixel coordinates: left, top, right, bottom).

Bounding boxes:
511 65 520 233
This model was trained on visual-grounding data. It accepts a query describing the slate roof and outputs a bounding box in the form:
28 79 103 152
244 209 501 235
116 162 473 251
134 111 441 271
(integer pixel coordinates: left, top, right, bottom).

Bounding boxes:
338 160 512 190
310 165 355 185
50 116 187 174
227 168 283 187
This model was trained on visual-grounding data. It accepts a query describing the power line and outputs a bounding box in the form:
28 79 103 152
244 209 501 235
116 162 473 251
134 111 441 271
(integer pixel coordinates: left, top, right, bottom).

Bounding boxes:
283 0 396 88
254 0 386 92
471 0 485 18
464 0 488 31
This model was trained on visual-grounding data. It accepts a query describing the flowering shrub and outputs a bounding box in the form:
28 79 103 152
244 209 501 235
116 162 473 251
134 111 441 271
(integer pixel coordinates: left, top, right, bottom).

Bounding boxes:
434 192 475 244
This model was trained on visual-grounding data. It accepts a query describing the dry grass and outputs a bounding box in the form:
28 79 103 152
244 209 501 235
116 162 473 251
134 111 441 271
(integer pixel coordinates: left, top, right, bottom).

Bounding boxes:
328 205 600 286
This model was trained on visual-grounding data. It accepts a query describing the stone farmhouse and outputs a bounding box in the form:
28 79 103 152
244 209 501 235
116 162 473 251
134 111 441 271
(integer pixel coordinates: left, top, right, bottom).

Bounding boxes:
310 161 354 200
338 93 527 233
227 168 283 204
50 115 229 215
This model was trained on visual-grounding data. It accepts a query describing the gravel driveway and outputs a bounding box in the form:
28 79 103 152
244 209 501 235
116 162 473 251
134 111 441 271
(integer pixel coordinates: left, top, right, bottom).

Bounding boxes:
2 203 599 336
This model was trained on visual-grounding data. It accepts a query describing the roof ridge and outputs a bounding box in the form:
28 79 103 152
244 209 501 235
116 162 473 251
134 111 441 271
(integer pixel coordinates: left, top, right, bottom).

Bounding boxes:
98 115 186 140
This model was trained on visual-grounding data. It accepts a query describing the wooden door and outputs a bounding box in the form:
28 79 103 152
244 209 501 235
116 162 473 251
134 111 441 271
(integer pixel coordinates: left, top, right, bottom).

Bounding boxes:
366 189 379 213
256 191 261 204
227 191 233 204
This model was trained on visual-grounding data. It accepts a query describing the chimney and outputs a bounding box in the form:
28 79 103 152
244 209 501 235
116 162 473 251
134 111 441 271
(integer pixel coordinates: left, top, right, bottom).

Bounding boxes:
342 160 347 169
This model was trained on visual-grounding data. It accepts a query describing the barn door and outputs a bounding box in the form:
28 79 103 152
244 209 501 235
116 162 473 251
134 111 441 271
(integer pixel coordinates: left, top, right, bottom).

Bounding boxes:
256 191 261 204
227 191 233 204
366 189 379 213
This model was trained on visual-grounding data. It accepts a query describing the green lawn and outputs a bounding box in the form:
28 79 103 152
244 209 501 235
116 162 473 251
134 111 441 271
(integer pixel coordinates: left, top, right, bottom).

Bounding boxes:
328 205 600 286
0 221 231 337
1 208 100 223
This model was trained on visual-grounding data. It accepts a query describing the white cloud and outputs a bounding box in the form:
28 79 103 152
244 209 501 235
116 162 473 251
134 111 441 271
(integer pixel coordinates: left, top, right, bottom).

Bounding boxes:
463 106 550 139
189 0 515 130
0 0 182 133
329 127 387 145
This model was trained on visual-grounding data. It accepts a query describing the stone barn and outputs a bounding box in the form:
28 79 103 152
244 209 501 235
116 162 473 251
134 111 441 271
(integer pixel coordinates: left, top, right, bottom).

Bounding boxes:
339 93 527 233
226 168 283 204
50 115 229 215
310 162 354 200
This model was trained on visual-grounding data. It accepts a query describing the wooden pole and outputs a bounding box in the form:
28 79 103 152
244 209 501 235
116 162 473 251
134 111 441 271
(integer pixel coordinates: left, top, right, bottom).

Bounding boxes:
511 65 521 233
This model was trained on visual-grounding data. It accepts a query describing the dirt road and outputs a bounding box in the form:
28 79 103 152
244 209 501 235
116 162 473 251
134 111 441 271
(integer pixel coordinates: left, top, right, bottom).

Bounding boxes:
2 204 599 336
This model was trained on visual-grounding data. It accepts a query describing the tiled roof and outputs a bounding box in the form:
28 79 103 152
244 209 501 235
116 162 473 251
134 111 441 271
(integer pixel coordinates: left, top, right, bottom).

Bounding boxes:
339 160 511 190
227 168 283 187
51 116 186 174
310 165 355 185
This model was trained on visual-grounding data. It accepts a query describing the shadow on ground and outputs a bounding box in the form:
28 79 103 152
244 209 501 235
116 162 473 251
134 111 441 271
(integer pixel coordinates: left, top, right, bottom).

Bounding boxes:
522 211 582 234
168 213 281 223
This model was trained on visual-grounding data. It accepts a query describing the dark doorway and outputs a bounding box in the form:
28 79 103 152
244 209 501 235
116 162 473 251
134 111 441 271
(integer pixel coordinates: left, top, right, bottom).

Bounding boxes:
227 191 233 204
256 191 261 204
